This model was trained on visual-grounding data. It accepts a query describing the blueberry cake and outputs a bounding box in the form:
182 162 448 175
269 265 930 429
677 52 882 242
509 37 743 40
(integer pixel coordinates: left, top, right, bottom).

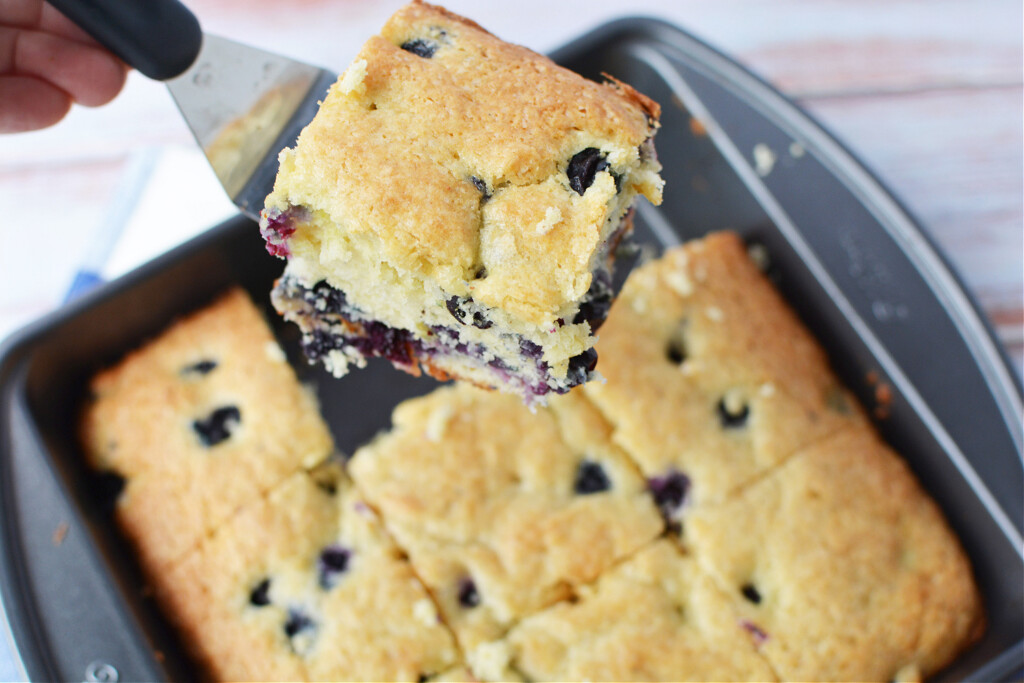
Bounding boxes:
581 232 869 507
78 234 983 681
480 541 778 681
260 0 663 402
348 384 663 663
79 287 334 570
156 463 461 681
684 427 984 681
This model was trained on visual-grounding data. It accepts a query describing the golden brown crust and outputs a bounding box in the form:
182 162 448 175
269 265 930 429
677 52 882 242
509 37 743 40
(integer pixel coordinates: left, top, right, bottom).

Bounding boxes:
156 465 460 681
348 384 663 656
685 427 985 681
502 541 778 681
583 232 868 504
263 0 664 334
602 72 662 121
79 287 334 572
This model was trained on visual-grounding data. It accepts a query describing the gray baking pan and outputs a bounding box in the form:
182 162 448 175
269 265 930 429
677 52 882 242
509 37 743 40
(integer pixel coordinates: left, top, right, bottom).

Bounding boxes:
1 17 1021 682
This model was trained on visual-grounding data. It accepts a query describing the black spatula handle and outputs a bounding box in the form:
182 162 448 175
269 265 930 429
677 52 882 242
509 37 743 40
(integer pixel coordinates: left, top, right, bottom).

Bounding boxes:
47 0 203 81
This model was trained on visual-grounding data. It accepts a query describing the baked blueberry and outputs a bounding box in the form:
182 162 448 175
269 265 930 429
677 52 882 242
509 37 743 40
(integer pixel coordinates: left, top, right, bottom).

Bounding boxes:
470 176 491 200
648 470 690 523
565 348 598 387
572 273 613 331
181 359 217 376
741 583 762 604
318 545 351 589
193 406 241 447
249 578 272 607
305 280 348 316
519 339 544 360
283 608 316 654
574 459 611 495
717 397 749 429
740 618 769 646
457 577 480 608
446 296 492 329
567 148 609 195
259 206 308 257
401 38 438 58
666 339 686 364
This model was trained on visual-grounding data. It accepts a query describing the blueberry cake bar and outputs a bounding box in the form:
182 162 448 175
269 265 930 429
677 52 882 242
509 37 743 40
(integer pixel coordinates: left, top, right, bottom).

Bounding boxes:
79 287 334 570
479 541 778 681
348 384 663 663
684 427 984 681
76 235 983 681
582 232 868 508
156 463 461 682
260 0 663 402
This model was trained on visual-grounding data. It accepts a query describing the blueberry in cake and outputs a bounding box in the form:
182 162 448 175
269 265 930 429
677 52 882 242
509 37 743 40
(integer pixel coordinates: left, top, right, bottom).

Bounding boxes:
259 0 663 402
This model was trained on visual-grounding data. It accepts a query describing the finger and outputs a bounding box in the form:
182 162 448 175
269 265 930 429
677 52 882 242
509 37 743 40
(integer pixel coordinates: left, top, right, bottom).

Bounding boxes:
0 0 43 29
13 28 127 106
0 74 71 132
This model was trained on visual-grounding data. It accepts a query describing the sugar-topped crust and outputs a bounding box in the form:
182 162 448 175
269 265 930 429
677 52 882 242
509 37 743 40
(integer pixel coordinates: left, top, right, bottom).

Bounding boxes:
348 384 663 656
267 0 660 317
685 426 984 681
583 232 868 504
496 541 778 681
78 287 334 571
157 464 460 682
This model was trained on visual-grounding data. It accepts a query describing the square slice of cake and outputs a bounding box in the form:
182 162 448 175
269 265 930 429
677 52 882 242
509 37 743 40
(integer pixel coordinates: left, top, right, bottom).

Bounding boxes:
79 287 335 571
348 384 664 662
260 0 663 403
156 463 461 682
582 232 868 509
684 427 984 682
484 541 778 682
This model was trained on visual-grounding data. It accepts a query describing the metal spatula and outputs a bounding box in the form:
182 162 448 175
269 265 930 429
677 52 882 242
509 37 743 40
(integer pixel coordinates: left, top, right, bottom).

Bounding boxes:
48 0 337 220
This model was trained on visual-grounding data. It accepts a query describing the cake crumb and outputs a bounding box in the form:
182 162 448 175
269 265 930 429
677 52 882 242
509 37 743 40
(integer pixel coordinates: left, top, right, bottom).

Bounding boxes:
425 402 455 442
705 306 724 322
413 598 439 627
264 340 286 362
746 243 770 272
665 269 693 297
535 206 562 236
874 382 893 420
722 390 746 415
338 58 368 96
759 382 776 397
52 521 69 546
753 143 776 177
468 641 513 681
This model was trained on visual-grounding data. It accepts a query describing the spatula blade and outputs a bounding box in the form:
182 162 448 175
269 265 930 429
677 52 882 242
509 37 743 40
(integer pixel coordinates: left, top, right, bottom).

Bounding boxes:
166 34 337 220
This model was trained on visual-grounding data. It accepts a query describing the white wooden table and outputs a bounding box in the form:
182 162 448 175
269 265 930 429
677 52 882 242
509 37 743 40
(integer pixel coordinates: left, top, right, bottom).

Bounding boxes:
0 1 1020 678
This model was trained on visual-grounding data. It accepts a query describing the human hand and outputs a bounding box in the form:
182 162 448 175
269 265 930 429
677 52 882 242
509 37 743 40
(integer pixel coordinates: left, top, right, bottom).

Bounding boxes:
1 0 128 133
